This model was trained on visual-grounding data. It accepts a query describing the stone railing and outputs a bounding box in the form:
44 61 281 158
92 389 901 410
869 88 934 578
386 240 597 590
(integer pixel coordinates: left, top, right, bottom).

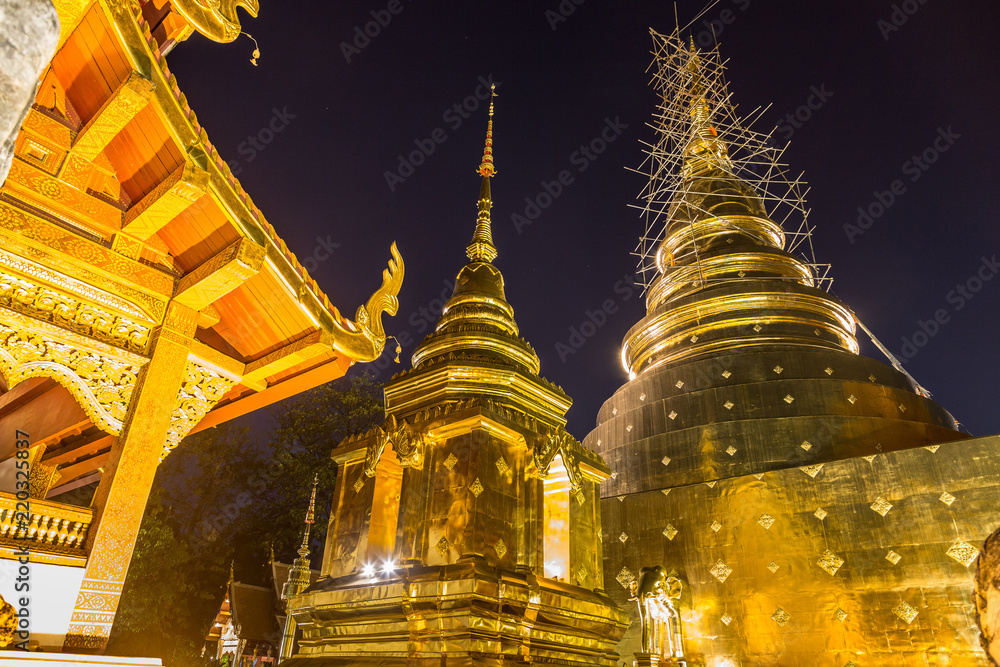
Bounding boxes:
0 491 91 552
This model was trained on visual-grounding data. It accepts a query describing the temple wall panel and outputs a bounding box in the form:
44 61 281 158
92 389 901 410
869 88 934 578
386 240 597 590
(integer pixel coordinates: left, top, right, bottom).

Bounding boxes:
600 434 1000 665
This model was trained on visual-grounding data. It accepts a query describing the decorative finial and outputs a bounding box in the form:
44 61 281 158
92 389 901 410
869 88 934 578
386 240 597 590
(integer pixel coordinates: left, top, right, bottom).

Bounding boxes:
681 43 730 177
466 85 499 263
298 474 319 559
478 85 497 178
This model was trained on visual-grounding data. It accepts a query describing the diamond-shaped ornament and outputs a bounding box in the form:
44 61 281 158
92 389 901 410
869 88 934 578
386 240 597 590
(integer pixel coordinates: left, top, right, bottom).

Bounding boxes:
495 539 507 559
766 561 779 573
817 549 845 576
773 365 784 374
661 456 672 467
626 424 633 432
947 540 979 567
898 403 907 412
862 454 876 462
444 453 458 471
722 370 732 379
663 524 678 540
771 607 790 626
814 507 828 520
886 550 901 565
726 445 737 456
616 566 635 590
940 491 956 506
436 537 450 557
710 560 732 583
469 478 485 498
721 613 733 626
925 445 940 453
705 480 718 488
675 380 685 389
753 324 762 333
619 532 628 544
893 601 919 624
834 608 848 622
690 335 699 343
784 394 795 404
353 477 365 493
576 564 587 584
800 463 824 478
800 440 813 451
847 394 857 404
495 456 510 475
661 488 672 496
710 520 722 533
668 410 678 420
825 367 834 375
640 393 646 401
870 497 893 516
758 513 775 529
869 374 877 382
723 400 734 410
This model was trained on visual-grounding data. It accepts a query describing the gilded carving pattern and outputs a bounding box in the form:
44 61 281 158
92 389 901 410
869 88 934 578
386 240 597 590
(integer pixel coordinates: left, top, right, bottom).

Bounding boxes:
0 200 175 296
0 271 150 352
0 323 140 434
161 362 236 458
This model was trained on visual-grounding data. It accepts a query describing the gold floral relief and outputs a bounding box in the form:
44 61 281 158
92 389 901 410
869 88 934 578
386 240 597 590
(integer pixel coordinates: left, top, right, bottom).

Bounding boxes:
0 323 141 434
0 271 150 353
161 362 236 458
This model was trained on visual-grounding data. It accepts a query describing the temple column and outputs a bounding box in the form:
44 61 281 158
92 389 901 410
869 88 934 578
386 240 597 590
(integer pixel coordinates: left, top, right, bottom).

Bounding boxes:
63 302 198 652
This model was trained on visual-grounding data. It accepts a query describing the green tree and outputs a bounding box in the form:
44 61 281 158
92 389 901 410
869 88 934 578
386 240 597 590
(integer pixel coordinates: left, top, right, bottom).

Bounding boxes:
107 375 383 663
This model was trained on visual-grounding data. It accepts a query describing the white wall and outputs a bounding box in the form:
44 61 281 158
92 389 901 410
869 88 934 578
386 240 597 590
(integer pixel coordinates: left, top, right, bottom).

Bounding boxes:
0 557 84 651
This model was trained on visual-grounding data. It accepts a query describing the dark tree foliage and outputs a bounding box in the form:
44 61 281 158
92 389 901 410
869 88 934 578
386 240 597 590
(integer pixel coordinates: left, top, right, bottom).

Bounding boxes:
107 375 383 664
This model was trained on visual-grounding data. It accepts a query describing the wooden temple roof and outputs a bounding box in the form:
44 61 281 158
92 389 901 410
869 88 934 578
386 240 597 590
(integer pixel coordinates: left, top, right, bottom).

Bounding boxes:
0 0 402 495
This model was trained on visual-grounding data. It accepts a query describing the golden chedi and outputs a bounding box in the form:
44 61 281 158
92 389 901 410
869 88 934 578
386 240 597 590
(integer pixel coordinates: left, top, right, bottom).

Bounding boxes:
591 30 1000 665
282 91 629 666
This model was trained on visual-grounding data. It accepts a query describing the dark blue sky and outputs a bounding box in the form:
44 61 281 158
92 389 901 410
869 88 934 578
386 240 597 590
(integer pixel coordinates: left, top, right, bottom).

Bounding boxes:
169 0 1000 438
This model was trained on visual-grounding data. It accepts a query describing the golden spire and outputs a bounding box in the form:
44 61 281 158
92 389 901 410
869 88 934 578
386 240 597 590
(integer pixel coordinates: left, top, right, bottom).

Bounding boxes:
297 473 319 559
682 43 731 177
466 85 499 264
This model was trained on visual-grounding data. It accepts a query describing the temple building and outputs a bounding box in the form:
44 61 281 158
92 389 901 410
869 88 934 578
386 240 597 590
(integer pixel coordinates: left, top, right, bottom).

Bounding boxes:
203 560 320 665
591 30 1000 665
281 95 630 666
0 0 401 653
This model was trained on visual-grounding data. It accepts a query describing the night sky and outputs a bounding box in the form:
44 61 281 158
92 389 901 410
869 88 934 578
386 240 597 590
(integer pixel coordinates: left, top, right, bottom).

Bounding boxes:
167 0 1000 439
